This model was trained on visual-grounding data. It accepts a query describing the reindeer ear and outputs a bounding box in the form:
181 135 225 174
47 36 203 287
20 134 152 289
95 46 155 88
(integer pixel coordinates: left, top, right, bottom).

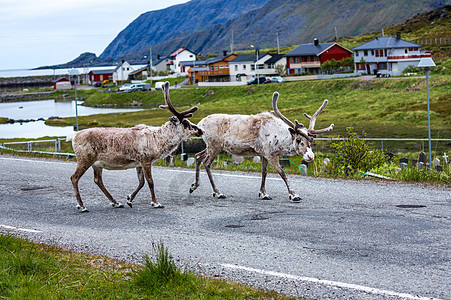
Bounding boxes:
169 116 179 124
288 127 296 139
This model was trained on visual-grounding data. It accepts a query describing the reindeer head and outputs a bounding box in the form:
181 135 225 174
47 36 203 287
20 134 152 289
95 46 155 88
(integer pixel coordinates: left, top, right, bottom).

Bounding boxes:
272 92 334 162
160 81 204 137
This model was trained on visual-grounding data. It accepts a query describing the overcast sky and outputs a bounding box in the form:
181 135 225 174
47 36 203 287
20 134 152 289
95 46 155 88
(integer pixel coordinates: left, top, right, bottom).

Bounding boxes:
0 0 190 70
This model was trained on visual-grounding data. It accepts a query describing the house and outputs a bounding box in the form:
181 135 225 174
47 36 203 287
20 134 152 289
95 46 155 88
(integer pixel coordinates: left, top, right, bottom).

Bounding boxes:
352 33 431 76
285 39 353 74
187 53 238 84
262 54 286 75
169 46 197 75
154 56 172 74
112 61 135 83
52 77 70 90
229 53 272 82
128 66 148 81
88 69 114 85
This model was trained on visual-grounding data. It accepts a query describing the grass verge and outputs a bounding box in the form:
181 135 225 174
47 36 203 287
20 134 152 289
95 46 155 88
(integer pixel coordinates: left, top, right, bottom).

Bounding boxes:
0 233 300 299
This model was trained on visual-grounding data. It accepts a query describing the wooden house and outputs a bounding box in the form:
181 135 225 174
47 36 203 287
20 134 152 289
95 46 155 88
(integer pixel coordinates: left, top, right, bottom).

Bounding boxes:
286 39 352 74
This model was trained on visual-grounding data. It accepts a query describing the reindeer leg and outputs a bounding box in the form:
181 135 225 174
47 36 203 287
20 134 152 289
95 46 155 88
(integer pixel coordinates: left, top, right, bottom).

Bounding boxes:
142 163 164 208
203 149 225 199
190 149 207 194
267 156 301 202
92 166 124 208
259 157 272 200
70 162 91 212
127 167 145 208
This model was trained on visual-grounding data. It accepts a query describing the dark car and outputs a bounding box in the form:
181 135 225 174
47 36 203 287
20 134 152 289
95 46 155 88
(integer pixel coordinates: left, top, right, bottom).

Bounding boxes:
247 77 267 85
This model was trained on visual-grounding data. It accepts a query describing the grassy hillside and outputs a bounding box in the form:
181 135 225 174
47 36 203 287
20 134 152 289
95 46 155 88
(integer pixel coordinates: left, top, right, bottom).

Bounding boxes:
47 75 450 139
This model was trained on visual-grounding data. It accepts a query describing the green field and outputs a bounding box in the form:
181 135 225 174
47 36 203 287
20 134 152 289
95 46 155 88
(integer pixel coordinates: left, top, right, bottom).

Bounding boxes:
46 75 451 140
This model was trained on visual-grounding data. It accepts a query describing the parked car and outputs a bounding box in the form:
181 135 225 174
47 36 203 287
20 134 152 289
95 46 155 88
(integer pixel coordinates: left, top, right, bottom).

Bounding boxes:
118 83 149 92
118 83 132 92
154 82 165 90
270 77 285 83
247 77 267 85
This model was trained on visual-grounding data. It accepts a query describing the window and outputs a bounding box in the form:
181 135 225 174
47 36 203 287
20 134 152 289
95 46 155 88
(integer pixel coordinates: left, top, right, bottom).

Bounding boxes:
371 50 374 56
243 65 246 70
405 49 408 54
215 66 218 71
251 65 255 71
379 62 387 70
364 50 368 56
356 51 359 57
375 49 384 57
234 65 238 71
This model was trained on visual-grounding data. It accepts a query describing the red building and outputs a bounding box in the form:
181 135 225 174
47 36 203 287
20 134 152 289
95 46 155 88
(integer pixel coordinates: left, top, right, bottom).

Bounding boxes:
88 69 114 85
286 39 353 74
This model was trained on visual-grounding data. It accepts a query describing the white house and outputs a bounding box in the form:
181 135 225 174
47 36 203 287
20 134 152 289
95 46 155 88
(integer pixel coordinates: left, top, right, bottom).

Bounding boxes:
112 61 135 83
352 33 432 76
229 53 272 82
169 46 197 76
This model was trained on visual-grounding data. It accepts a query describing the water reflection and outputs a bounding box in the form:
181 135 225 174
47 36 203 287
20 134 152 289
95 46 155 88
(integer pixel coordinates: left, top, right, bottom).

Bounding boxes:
0 99 145 139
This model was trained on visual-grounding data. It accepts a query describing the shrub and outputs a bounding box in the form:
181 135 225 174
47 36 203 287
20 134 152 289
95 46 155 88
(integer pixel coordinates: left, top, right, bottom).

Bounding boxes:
326 127 389 177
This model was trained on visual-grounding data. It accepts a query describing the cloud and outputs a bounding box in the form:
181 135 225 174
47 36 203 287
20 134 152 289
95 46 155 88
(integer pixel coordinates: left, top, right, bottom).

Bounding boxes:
0 0 190 69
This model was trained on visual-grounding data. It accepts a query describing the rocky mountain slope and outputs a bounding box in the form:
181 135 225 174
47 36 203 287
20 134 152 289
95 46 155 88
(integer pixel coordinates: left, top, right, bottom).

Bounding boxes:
99 0 450 63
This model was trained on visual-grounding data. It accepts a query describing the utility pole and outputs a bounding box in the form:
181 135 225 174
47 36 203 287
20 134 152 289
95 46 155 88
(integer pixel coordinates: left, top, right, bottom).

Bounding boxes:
276 33 280 54
149 46 153 88
231 30 234 53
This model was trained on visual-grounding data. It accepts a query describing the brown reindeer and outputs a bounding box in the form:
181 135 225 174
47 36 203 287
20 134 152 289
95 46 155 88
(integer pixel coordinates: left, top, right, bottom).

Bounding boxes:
189 92 333 202
68 82 203 212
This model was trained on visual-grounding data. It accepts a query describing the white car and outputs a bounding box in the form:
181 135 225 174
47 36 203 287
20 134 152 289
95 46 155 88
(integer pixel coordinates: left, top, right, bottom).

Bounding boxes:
270 77 285 83
118 83 146 92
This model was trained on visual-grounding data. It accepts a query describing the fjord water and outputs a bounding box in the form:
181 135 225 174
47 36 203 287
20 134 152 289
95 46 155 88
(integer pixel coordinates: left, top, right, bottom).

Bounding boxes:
0 99 144 138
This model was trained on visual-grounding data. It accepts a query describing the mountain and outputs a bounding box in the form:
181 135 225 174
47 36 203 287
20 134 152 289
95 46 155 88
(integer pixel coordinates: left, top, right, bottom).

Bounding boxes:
100 0 271 61
99 0 450 63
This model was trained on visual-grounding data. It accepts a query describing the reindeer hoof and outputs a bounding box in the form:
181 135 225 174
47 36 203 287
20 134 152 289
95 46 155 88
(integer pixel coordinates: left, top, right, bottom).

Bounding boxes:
289 195 302 203
259 192 272 200
213 192 226 199
76 205 89 212
151 202 164 209
127 201 133 208
189 183 198 194
126 194 131 201
112 203 124 208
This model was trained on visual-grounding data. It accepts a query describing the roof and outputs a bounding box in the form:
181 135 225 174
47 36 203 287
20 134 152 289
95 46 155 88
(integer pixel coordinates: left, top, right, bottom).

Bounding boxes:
265 54 285 64
229 54 259 63
170 46 196 57
128 66 147 75
352 36 421 50
89 69 114 75
286 42 335 57
52 77 69 83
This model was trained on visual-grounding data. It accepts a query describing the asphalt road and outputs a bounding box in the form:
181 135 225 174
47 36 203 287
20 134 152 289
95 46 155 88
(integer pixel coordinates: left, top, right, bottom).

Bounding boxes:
0 155 449 299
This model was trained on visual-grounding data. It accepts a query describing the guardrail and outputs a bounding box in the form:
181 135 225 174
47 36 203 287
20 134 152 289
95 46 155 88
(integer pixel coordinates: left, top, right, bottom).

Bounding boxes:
1 137 450 160
0 138 75 158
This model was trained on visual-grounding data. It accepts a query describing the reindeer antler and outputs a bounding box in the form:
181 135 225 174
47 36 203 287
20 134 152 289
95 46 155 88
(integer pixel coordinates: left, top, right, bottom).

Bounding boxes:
272 92 311 141
303 99 334 136
272 92 334 140
160 81 198 119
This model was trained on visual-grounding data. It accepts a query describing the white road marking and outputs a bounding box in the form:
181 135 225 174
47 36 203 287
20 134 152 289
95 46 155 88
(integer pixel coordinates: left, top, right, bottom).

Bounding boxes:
221 263 441 300
0 157 69 165
0 224 42 233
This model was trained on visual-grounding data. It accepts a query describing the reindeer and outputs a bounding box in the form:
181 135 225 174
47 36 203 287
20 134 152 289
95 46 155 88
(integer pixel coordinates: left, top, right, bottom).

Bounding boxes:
189 92 333 202
68 82 203 212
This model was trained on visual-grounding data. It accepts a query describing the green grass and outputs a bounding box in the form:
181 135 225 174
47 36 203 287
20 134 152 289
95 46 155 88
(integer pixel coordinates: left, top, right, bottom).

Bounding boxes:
46 75 451 140
0 233 299 299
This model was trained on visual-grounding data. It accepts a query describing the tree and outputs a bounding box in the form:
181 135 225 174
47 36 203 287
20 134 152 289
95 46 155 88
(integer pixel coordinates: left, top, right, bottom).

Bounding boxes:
275 64 287 76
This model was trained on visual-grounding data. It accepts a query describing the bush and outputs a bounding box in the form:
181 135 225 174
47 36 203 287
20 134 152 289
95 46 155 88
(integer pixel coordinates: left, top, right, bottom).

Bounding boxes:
326 127 389 177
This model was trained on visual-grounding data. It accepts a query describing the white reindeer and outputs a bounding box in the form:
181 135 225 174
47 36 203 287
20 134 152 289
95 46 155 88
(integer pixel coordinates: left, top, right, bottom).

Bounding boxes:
189 92 333 202
68 82 203 212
